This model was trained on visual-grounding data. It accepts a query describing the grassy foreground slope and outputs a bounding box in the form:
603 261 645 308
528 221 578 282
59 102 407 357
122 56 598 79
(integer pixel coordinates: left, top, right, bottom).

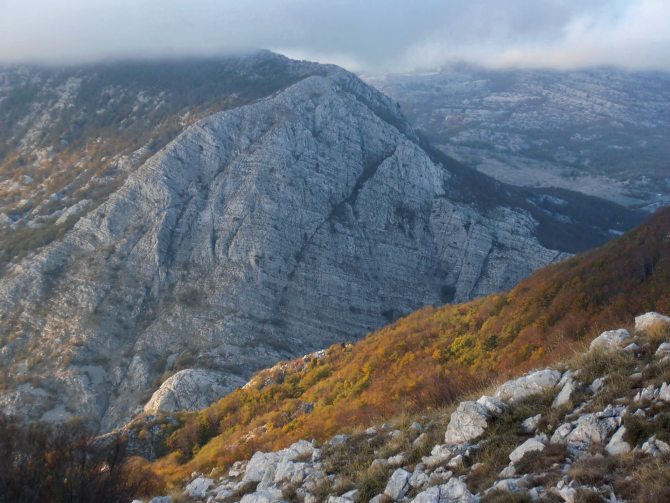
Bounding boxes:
151 207 670 483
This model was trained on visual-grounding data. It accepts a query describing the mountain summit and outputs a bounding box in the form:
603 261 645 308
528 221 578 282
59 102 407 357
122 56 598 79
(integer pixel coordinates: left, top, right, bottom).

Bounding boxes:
0 53 641 430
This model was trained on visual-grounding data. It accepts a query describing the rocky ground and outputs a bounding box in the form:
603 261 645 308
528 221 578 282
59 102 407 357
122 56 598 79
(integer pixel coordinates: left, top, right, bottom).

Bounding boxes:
139 311 670 502
368 66 670 211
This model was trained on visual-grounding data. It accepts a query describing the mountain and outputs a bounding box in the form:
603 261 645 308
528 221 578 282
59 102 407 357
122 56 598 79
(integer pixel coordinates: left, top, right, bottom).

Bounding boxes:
146 206 669 484
368 65 670 211
0 51 323 269
0 53 642 432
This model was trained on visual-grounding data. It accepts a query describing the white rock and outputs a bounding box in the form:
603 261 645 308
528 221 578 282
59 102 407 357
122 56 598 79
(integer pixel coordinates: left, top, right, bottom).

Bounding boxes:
444 401 490 444
635 312 670 332
589 377 605 394
411 477 477 503
243 452 279 483
635 385 658 402
659 382 670 402
558 484 577 503
329 434 349 445
385 468 412 500
365 427 378 435
495 369 562 403
521 414 541 433
149 497 172 503
144 369 244 413
409 466 430 489
476 395 505 415
509 436 547 463
491 478 524 493
566 413 619 449
551 423 576 444
589 329 631 352
624 343 641 353
552 378 576 409
606 426 631 455
656 343 670 356
641 436 670 457
447 454 464 468
240 488 284 503
274 459 310 485
184 477 213 498
499 464 517 478
388 454 405 467
283 439 315 461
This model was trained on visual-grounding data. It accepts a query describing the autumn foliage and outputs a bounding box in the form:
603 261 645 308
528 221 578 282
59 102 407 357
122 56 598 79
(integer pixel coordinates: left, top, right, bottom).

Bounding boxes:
152 207 670 485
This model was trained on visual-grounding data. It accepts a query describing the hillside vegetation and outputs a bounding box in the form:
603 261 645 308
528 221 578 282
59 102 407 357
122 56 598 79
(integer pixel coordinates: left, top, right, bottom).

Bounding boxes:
146 207 670 485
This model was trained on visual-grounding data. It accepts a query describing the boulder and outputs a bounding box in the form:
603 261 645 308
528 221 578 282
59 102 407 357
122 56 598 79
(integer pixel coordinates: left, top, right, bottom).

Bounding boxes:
274 459 310 485
635 312 670 333
589 377 605 394
659 382 670 402
144 369 244 413
495 369 562 403
521 414 541 433
552 378 576 409
656 343 670 357
565 412 619 450
606 426 631 455
476 395 505 415
589 329 631 352
184 477 213 498
641 436 670 457
240 489 285 503
243 451 280 483
509 436 547 463
385 468 412 500
444 401 490 444
149 497 172 503
329 434 349 445
411 477 477 503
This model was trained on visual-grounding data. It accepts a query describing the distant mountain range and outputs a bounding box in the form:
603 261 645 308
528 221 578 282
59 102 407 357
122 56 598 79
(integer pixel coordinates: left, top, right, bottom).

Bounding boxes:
369 65 670 211
0 52 645 432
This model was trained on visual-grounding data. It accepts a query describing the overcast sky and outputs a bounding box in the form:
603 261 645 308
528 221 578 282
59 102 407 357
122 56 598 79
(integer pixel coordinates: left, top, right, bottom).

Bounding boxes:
0 0 669 72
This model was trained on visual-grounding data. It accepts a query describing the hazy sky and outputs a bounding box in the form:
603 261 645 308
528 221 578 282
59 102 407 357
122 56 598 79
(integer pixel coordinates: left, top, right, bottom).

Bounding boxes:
1 0 669 72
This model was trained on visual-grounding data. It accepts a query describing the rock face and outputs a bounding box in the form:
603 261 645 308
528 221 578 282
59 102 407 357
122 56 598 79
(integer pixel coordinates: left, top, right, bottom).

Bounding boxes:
143 369 245 413
0 57 640 430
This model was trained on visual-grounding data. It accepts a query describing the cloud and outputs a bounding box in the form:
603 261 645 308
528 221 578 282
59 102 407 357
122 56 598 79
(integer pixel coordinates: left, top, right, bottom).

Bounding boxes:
0 0 668 72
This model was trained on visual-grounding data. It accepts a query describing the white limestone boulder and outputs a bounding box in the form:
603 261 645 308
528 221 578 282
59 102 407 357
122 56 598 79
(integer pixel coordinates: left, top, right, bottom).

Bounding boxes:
589 329 631 352
444 401 491 444
495 369 562 403
635 312 670 333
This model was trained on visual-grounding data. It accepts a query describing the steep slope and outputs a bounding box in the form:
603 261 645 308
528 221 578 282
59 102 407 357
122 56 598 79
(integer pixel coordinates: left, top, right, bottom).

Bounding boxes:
369 65 670 211
0 56 641 432
0 51 323 268
163 313 670 503
148 207 669 481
